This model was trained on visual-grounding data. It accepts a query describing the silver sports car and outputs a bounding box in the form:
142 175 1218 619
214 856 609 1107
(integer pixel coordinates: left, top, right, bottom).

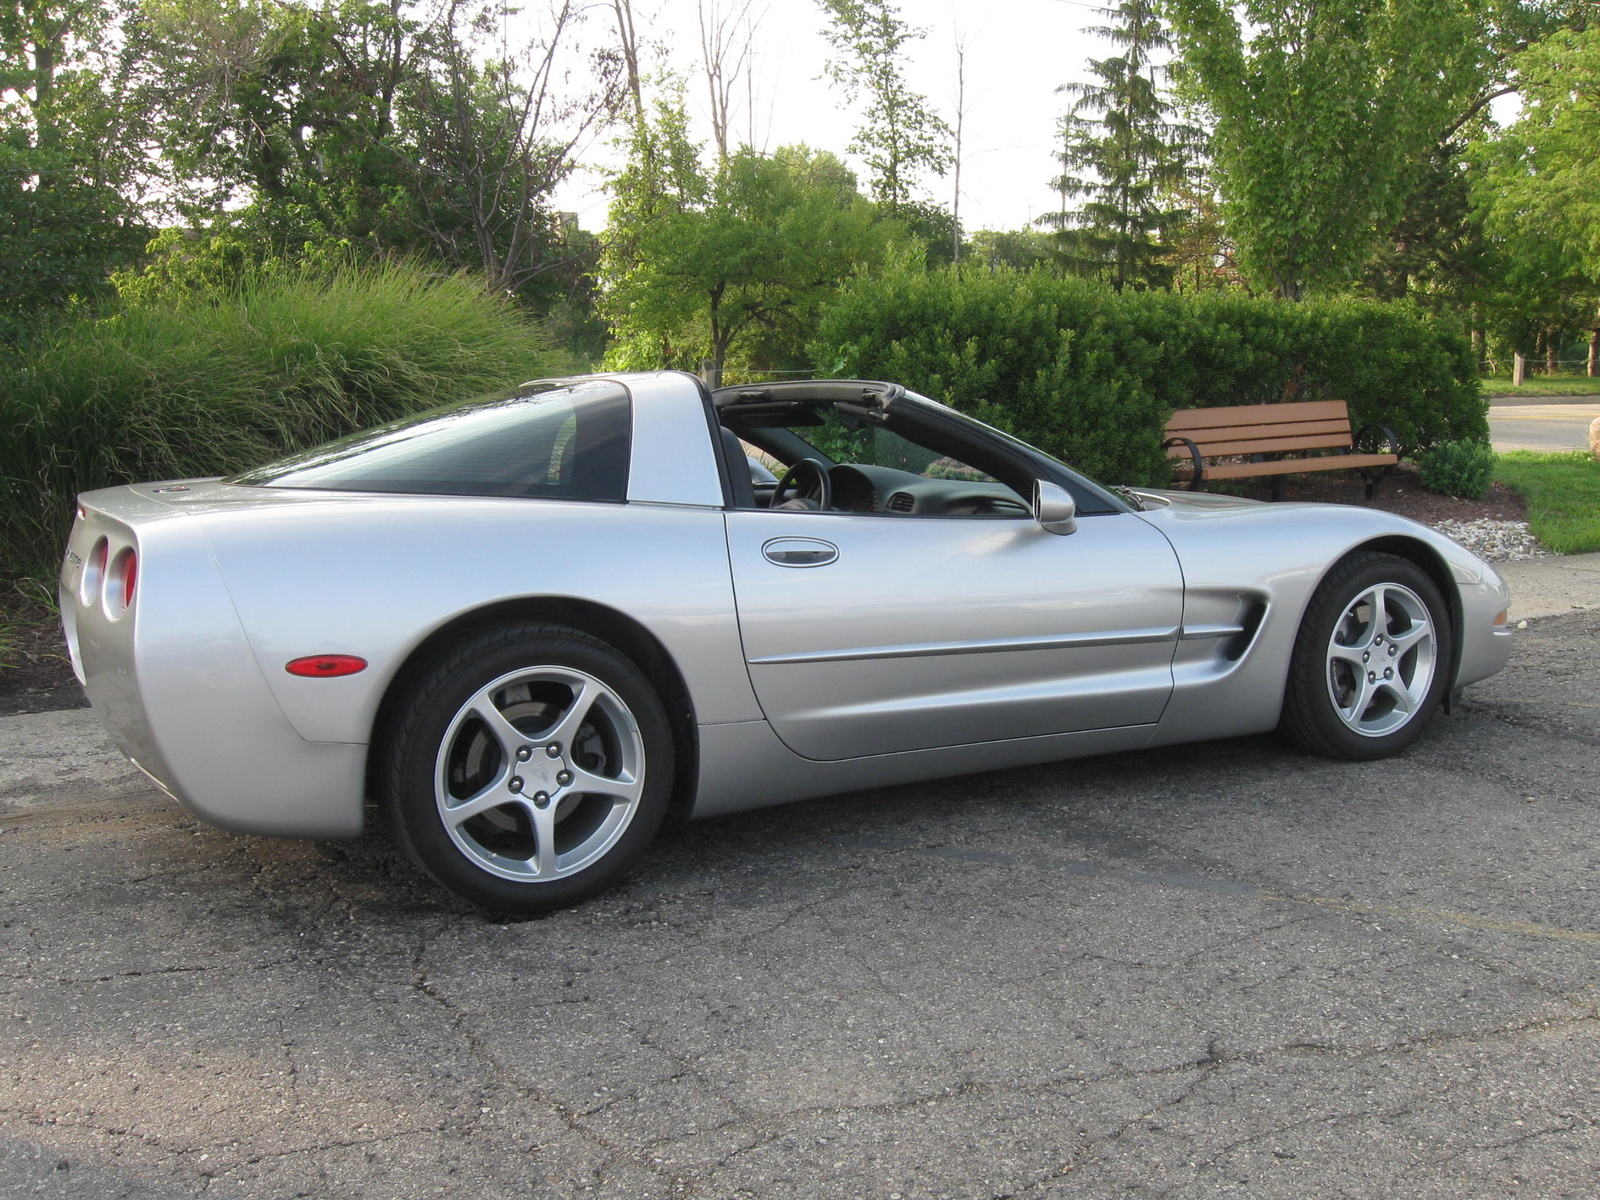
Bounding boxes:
61 372 1514 911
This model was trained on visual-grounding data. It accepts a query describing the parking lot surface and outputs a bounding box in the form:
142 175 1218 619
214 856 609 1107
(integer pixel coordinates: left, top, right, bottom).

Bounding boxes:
3 610 1598 1200
1487 395 1600 453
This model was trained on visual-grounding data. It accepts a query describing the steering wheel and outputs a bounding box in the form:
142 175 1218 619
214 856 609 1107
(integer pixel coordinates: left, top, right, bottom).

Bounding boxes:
770 458 832 511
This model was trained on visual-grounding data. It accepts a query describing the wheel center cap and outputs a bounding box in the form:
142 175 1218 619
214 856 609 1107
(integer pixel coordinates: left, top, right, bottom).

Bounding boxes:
519 756 559 793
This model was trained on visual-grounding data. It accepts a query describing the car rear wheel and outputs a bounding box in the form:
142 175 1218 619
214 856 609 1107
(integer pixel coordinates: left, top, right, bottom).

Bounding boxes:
381 624 674 912
1280 552 1452 760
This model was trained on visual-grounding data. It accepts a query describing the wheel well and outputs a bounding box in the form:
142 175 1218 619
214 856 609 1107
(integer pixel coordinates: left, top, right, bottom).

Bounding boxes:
371 598 699 818
1344 535 1465 688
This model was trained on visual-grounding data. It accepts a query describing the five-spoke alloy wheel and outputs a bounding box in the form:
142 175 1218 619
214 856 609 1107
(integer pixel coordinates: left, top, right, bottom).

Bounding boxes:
1281 552 1453 760
382 624 674 912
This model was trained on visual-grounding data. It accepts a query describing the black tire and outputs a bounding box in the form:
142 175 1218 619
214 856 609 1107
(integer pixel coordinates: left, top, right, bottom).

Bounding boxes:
1280 551 1453 761
380 623 675 913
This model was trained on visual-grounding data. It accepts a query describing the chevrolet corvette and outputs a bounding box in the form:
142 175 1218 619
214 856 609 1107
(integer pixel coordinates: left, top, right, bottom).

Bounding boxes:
60 372 1514 911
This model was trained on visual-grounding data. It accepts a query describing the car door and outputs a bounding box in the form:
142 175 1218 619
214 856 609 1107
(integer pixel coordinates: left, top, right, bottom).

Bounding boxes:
725 507 1185 761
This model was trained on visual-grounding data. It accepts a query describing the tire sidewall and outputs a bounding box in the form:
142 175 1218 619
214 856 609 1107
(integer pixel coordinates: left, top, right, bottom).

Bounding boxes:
384 627 675 913
1284 553 1454 761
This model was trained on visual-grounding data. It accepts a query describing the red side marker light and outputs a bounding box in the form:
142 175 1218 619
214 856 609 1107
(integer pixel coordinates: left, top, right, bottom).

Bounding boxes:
286 655 368 678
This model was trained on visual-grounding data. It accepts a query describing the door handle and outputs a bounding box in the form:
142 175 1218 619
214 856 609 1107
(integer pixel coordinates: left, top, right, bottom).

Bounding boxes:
761 537 839 567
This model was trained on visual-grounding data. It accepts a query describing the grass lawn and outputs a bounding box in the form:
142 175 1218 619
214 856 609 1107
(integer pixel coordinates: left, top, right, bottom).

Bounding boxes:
1495 451 1600 554
1484 374 1600 397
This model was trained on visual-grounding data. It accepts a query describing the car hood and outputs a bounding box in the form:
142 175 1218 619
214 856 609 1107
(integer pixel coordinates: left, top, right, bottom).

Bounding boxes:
1127 487 1505 592
1125 487 1263 513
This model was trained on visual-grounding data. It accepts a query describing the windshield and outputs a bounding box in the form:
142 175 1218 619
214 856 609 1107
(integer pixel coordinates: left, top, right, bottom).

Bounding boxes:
798 411 1000 482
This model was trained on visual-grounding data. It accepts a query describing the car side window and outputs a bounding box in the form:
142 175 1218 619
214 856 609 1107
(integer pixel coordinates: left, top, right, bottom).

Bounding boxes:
725 411 1030 518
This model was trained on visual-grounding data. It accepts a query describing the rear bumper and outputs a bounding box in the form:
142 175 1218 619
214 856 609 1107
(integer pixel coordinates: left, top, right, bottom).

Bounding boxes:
62 499 367 839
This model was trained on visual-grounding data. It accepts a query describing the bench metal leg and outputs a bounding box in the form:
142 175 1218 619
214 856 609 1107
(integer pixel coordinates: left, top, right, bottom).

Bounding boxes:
1362 466 1393 500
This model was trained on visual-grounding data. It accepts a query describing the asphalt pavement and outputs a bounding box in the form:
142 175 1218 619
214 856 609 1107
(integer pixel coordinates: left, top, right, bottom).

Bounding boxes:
3 570 1599 1199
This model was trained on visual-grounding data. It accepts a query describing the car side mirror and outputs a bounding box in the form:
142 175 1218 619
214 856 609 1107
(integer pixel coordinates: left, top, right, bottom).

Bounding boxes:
1033 480 1077 535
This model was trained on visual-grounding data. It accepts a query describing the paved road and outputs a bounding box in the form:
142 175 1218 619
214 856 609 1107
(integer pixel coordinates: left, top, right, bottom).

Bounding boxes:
1487 395 1600 453
4 611 1599 1200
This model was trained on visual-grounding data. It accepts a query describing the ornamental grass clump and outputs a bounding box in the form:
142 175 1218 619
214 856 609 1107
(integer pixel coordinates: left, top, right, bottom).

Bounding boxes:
0 258 549 575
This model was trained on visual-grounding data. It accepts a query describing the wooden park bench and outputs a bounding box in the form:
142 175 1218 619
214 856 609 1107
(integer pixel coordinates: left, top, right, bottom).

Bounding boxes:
1163 400 1400 500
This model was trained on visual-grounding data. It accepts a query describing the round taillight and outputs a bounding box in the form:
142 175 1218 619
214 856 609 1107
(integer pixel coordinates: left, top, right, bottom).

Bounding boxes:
104 546 139 618
285 655 368 678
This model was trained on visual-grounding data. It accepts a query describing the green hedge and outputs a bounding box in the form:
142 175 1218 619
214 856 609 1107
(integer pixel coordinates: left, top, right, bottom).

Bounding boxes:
812 265 1486 487
0 259 551 575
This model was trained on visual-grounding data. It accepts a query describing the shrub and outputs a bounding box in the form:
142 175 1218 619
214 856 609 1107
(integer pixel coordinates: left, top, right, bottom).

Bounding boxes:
1418 439 1497 499
0 258 551 575
812 264 1485 487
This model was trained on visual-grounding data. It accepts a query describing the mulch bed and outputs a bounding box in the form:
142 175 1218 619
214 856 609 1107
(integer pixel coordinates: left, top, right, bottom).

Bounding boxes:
1 612 87 716
0 465 1531 716
1229 462 1529 525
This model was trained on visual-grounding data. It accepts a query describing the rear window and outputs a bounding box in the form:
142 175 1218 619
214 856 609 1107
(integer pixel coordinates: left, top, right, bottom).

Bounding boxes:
232 381 631 501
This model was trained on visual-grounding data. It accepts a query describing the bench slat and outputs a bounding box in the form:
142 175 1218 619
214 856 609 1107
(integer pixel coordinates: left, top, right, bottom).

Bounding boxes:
1170 452 1398 481
1166 400 1350 433
1175 417 1353 445
1174 431 1357 459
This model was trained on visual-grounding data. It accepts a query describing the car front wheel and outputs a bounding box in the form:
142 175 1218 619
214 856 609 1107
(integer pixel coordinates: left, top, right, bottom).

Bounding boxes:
1280 552 1453 760
381 624 675 912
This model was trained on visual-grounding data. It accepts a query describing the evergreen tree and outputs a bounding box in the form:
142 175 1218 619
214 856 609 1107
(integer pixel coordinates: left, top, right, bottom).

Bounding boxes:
1041 0 1197 291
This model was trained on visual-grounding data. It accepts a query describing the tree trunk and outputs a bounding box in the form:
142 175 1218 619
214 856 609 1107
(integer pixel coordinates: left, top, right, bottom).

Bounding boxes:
1590 330 1598 379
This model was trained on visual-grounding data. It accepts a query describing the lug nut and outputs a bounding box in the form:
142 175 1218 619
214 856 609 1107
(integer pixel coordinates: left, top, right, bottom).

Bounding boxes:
516 746 532 761
508 777 524 794
533 791 550 807
556 770 573 786
1362 651 1370 663
1385 668 1394 679
546 743 562 758
1388 645 1397 656
1367 671 1376 682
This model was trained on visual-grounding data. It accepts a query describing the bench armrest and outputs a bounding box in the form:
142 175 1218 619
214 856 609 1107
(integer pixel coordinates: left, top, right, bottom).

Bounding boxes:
1353 423 1400 459
1162 435 1205 491
1352 423 1401 499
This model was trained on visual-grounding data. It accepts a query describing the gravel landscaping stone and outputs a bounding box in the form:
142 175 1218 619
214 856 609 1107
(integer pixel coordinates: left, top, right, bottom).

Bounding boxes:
1428 517 1550 562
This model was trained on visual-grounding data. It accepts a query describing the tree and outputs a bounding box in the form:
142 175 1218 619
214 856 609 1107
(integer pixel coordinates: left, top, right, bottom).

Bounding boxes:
965 228 1054 272
399 0 622 299
148 0 618 306
696 0 759 165
816 0 951 213
1164 0 1482 299
1475 22 1600 368
0 0 152 344
603 143 892 376
1158 177 1246 292
1357 1 1585 312
1042 0 1198 291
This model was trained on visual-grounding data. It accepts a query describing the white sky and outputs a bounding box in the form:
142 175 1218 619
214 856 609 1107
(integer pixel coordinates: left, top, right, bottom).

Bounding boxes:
550 0 1110 234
